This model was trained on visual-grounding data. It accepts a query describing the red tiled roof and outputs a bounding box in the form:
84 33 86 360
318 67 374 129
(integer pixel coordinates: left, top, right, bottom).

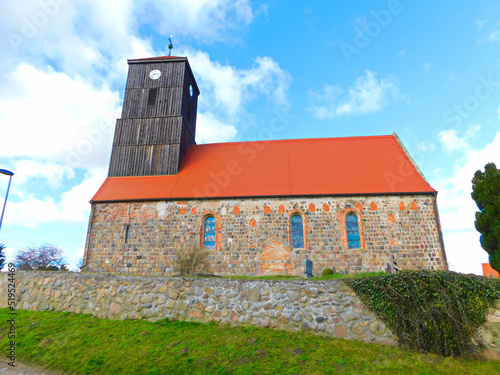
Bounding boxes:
91 135 435 202
482 263 499 278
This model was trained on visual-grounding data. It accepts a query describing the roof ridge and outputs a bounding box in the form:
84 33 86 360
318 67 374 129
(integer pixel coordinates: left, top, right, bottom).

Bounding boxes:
195 134 395 148
392 132 430 185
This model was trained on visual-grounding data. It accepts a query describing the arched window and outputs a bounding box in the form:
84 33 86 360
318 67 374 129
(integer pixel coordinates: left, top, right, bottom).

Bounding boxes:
203 216 216 250
346 214 360 249
290 214 304 249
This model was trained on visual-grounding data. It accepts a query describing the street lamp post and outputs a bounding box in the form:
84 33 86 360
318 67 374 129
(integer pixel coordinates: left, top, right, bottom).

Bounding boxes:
0 169 14 231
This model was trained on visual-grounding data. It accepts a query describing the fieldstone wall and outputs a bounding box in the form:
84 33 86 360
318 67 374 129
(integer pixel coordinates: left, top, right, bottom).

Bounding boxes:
479 306 500 360
1 271 498 359
84 194 446 277
0 271 396 345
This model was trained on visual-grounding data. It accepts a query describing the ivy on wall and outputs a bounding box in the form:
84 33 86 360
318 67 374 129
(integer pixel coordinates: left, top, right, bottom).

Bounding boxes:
348 270 500 356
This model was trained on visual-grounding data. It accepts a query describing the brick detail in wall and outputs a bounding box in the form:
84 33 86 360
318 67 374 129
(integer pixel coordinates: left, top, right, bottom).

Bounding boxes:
262 241 291 275
84 195 447 277
388 214 399 246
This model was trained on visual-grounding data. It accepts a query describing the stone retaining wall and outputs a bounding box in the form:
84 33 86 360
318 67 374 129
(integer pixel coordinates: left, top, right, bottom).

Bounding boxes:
1 271 498 359
1 271 396 345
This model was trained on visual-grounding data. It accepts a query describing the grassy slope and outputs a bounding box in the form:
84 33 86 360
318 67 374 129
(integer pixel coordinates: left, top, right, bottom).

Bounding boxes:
0 309 498 375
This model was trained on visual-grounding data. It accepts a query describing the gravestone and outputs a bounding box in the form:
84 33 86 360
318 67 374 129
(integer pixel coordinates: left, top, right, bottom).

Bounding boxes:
391 254 400 272
304 259 313 278
385 262 393 274
386 254 399 274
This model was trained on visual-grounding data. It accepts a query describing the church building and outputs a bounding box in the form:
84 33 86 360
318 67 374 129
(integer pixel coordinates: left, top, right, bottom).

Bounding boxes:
82 55 448 276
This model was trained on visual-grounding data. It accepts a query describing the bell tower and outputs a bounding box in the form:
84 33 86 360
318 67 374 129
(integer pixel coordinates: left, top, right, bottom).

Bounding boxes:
108 56 199 176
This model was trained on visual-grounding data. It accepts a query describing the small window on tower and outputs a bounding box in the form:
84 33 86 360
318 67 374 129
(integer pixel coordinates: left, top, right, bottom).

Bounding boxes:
147 88 158 107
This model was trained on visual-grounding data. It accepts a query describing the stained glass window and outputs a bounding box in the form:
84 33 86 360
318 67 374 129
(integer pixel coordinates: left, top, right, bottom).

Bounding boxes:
204 216 216 250
346 214 360 249
291 214 304 249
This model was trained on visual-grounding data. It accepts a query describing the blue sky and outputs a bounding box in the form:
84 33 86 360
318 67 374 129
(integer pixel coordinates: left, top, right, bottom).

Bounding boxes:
0 0 499 274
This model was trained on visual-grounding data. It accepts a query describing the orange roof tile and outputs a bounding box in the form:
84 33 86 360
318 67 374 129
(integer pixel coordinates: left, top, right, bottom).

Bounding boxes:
482 263 499 278
91 135 435 202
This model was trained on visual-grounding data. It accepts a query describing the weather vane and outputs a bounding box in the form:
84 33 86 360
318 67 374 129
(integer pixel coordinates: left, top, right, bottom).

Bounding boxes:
168 35 173 56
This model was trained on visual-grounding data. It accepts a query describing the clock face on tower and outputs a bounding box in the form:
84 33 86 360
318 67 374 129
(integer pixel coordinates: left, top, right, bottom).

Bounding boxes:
149 69 161 80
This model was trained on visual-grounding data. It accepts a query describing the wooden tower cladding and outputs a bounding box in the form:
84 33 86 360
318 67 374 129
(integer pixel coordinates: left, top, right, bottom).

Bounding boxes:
108 56 200 176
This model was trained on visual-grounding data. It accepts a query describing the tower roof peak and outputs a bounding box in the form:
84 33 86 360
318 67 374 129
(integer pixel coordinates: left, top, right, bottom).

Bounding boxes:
127 55 186 64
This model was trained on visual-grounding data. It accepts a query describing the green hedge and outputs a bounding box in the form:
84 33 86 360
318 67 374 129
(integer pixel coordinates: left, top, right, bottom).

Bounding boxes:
347 270 500 357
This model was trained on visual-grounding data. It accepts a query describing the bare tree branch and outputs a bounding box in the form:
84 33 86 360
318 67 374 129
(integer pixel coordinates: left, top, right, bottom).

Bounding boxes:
15 243 66 270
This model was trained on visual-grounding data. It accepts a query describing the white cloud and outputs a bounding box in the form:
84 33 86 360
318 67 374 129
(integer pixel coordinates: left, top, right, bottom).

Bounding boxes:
180 49 290 143
1 170 106 229
417 139 436 153
443 230 487 274
475 19 488 29
0 0 291 232
185 49 291 119
437 129 471 153
0 0 257 82
489 30 500 43
0 63 121 169
1 0 136 77
11 160 75 190
422 62 434 73
476 20 500 45
432 130 500 274
144 0 255 41
196 113 237 144
307 70 399 119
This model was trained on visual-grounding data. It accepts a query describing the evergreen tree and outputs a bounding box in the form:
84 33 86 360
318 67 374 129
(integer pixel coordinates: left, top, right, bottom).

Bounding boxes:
471 162 500 272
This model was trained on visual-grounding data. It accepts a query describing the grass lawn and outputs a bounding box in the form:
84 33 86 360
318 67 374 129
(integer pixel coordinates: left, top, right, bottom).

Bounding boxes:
0 308 498 374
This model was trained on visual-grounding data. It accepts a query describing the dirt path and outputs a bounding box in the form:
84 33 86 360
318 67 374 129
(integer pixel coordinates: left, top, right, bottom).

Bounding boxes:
0 359 61 375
